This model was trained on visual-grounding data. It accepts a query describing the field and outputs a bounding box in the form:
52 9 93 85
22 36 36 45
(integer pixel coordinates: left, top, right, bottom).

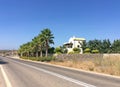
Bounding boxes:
51 54 120 76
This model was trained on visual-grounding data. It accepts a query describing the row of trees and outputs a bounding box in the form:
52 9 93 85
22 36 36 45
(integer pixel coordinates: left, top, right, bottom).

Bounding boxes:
82 39 120 53
53 39 120 54
18 29 54 57
18 29 119 56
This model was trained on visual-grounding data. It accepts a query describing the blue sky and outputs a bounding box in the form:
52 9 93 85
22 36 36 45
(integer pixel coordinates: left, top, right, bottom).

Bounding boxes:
0 0 120 49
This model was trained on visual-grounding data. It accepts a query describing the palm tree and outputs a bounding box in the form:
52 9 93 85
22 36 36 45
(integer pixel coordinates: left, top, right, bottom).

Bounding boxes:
32 37 39 57
18 28 54 58
28 41 35 57
37 34 45 57
32 34 45 57
18 43 29 57
41 29 54 57
18 45 24 57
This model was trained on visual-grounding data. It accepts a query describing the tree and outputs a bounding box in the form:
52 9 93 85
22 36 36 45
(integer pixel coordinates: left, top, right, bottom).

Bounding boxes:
18 45 24 57
48 47 55 54
111 39 120 53
54 47 62 54
59 45 68 54
32 34 45 57
37 34 45 57
25 42 31 57
18 28 54 58
81 41 87 51
29 41 35 57
41 29 54 57
101 39 111 53
18 42 30 57
87 39 102 53
32 37 39 57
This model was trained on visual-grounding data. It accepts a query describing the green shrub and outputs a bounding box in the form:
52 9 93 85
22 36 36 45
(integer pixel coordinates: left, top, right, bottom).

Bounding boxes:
40 57 46 62
84 48 91 53
20 56 55 62
68 51 74 54
56 52 62 54
92 49 99 53
40 56 55 62
54 47 62 53
21 56 28 59
63 49 68 53
73 48 80 53
45 57 53 62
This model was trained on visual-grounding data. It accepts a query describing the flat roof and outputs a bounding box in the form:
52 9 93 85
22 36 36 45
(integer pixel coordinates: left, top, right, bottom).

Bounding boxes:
73 38 85 41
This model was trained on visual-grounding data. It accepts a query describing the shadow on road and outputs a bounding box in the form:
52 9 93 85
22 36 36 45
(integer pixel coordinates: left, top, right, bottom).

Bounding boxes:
0 59 8 65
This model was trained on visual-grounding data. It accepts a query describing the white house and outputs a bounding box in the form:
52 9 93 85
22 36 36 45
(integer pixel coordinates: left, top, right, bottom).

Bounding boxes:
64 36 85 54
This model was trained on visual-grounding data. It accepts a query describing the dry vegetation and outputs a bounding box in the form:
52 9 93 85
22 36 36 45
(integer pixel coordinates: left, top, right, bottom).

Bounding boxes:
50 54 120 76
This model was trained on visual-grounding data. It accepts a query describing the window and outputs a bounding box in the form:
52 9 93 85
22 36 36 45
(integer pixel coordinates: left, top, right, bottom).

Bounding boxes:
68 44 72 48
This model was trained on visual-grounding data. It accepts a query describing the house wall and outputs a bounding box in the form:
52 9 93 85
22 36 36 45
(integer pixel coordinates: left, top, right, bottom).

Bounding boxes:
65 36 85 54
67 48 72 53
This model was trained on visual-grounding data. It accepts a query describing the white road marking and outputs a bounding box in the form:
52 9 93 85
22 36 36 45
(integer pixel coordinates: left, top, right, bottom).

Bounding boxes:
11 59 96 87
0 65 12 87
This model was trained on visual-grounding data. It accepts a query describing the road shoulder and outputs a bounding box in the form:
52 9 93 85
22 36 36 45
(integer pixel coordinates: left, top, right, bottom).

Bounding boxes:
8 56 120 79
0 65 6 87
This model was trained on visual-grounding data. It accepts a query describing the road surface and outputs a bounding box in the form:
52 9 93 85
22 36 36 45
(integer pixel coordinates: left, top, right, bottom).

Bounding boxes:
0 56 120 87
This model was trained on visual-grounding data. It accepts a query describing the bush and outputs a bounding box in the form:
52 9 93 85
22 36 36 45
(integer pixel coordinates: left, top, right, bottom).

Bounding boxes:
84 48 91 53
92 49 99 53
46 57 54 61
63 49 68 53
21 56 29 59
54 47 62 53
56 52 62 54
73 48 80 53
40 57 46 62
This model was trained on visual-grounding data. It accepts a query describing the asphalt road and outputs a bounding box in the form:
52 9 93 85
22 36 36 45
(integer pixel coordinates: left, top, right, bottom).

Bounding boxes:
0 56 120 87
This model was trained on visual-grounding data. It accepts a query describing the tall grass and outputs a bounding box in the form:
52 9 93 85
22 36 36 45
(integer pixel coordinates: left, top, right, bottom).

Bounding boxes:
21 54 120 76
51 54 120 76
96 54 120 75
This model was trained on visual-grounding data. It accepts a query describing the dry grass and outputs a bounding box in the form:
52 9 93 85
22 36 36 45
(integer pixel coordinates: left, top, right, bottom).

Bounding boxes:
98 54 120 75
50 54 120 76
